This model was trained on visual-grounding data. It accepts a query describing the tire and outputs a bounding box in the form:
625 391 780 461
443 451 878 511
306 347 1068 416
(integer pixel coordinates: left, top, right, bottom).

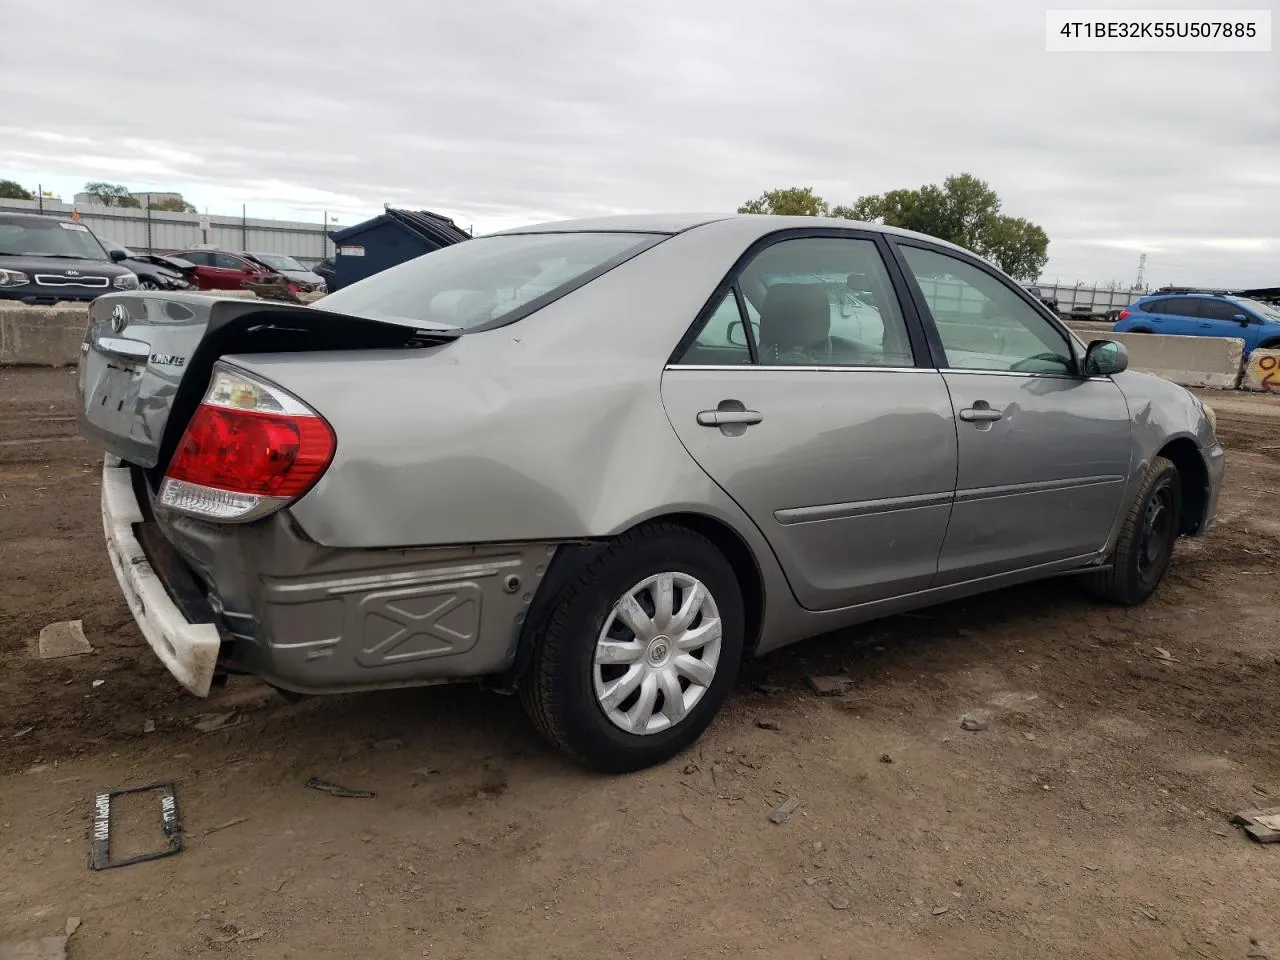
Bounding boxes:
1259 340 1280 351
1088 456 1182 605
519 523 745 773
1129 327 1152 334
138 279 159 290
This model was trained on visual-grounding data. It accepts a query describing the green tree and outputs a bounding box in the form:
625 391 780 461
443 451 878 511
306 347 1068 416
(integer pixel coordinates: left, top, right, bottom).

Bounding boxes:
148 195 197 213
82 182 140 208
738 174 1049 281
837 173 1049 281
737 186 829 217
979 215 1050 283
0 179 33 200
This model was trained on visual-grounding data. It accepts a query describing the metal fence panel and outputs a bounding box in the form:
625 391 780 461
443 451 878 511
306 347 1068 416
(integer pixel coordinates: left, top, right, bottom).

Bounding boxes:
0 198 333 266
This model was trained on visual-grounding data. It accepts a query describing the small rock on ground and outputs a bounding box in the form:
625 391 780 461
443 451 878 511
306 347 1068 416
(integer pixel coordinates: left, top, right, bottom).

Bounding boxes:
960 713 990 732
807 675 855 697
36 621 91 660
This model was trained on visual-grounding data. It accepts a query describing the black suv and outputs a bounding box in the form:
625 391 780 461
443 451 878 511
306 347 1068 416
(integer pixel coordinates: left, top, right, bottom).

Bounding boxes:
0 213 139 304
1022 283 1059 314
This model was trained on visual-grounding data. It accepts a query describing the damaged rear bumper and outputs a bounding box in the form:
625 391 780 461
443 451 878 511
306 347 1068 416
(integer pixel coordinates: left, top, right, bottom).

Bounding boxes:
100 459 559 698
101 458 222 697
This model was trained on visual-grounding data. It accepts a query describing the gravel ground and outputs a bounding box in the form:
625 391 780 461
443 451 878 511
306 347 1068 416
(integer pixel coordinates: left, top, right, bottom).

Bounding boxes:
2 366 1279 960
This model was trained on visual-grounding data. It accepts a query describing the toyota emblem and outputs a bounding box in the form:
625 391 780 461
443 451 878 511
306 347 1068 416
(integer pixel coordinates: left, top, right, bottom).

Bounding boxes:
110 304 129 333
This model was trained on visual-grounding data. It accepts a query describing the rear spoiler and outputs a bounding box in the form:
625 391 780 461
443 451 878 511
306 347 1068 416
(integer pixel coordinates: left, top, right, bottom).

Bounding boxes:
77 292 459 470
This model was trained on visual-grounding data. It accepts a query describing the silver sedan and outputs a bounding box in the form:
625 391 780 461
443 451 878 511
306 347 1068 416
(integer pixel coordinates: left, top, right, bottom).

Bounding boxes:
78 213 1225 772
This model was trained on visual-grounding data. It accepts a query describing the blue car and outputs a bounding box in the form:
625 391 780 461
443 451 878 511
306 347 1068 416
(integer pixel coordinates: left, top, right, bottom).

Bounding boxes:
1114 292 1280 357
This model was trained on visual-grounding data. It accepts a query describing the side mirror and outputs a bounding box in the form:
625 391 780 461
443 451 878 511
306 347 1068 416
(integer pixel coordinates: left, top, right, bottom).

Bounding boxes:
108 248 127 263
726 320 748 347
1084 339 1129 377
1234 313 1250 326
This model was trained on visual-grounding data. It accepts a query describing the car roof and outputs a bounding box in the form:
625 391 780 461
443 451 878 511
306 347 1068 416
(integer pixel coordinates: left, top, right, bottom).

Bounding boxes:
1142 292 1238 300
489 212 982 258
0 212 75 226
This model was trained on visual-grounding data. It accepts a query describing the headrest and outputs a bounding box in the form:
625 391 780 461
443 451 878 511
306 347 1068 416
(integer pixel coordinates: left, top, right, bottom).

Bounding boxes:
758 283 831 350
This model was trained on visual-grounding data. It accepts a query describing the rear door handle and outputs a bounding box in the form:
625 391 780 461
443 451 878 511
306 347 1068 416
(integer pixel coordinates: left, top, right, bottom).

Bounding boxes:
697 410 763 426
958 404 1003 423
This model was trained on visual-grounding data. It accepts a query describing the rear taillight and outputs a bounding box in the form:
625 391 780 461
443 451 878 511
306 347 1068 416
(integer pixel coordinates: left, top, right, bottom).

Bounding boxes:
158 365 335 523
1117 309 1131 321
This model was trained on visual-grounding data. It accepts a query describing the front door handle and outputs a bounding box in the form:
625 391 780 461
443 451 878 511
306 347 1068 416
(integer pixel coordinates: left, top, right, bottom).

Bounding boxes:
697 409 763 427
958 402 1003 423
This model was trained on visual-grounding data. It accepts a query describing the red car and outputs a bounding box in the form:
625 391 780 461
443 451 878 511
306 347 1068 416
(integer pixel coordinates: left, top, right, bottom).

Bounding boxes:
175 249 295 292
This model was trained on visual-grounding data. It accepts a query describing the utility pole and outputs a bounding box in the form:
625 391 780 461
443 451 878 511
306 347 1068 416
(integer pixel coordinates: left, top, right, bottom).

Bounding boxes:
1136 253 1147 291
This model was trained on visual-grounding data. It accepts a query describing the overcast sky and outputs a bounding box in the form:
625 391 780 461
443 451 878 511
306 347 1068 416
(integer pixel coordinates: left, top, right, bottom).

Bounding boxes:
1 0 1274 286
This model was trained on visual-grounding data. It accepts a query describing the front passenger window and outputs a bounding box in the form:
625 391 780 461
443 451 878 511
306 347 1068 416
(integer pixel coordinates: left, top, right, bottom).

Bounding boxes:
899 246 1073 375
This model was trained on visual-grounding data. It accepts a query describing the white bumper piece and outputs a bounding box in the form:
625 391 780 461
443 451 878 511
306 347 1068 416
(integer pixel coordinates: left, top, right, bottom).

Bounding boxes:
101 459 221 697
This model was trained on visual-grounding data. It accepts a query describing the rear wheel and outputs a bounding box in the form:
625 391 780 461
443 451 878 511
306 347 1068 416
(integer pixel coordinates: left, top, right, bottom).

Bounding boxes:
520 524 745 773
1088 456 1182 605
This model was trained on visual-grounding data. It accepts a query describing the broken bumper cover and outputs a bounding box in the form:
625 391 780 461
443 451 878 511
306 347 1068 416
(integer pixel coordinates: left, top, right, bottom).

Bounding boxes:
101 458 222 697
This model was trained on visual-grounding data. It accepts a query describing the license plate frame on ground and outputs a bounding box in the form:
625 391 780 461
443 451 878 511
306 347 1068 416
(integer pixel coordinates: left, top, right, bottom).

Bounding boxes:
89 781 183 870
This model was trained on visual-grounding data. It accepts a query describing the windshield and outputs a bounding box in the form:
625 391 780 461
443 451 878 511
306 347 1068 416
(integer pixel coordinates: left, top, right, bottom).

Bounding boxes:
1237 298 1280 322
0 219 108 260
315 231 663 330
253 253 306 271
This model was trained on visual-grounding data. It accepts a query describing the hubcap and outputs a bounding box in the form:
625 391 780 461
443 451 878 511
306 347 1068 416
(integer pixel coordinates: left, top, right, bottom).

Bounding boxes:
592 572 722 736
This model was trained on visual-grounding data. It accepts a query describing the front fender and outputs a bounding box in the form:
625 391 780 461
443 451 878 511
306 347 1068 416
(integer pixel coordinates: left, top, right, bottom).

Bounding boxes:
1109 370 1225 540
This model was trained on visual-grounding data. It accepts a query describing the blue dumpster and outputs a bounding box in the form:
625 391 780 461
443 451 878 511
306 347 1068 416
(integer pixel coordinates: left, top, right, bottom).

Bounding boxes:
328 208 470 291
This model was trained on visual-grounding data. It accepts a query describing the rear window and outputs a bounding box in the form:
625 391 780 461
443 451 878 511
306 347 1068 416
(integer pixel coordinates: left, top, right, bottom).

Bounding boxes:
314 231 663 331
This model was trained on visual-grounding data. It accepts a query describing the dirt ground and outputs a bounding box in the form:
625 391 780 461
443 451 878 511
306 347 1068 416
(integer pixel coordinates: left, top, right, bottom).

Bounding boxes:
3 365 1279 960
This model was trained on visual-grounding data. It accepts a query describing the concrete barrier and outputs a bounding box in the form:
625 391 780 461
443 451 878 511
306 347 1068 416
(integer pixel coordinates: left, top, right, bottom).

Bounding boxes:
1240 348 1280 393
1107 332 1244 389
0 304 89 367
1066 320 1116 340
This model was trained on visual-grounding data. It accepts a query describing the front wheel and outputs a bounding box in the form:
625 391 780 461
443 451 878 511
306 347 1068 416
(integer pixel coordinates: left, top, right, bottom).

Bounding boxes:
1088 456 1182 605
520 524 745 773
138 279 159 290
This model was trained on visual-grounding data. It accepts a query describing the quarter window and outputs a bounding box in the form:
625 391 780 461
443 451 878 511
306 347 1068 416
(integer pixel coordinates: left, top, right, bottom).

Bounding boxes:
899 246 1072 375
676 290 753 365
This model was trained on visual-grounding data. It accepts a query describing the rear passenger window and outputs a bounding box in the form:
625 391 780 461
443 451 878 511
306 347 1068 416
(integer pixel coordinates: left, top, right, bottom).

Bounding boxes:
737 237 914 367
1155 299 1198 317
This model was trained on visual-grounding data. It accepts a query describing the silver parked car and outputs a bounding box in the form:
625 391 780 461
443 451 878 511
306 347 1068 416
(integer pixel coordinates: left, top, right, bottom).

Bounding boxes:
77 214 1224 772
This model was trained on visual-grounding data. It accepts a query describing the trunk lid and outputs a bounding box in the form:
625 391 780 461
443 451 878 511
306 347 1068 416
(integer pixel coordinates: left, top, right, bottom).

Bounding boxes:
77 291 458 469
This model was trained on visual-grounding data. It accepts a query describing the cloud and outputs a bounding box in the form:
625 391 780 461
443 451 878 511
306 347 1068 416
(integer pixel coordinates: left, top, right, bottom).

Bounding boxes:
0 0 1274 285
